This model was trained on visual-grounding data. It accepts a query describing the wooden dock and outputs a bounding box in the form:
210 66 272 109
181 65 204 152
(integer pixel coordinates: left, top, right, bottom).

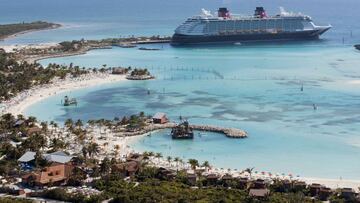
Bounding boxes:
134 39 171 44
122 122 247 138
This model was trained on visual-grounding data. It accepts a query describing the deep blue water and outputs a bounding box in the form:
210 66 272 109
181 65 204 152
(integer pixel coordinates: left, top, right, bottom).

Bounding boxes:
2 0 360 179
1 0 360 45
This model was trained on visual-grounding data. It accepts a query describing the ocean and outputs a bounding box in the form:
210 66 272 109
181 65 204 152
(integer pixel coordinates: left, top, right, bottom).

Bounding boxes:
2 0 360 179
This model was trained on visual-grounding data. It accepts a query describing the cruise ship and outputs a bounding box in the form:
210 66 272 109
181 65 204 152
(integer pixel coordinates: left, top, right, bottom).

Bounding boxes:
171 7 331 45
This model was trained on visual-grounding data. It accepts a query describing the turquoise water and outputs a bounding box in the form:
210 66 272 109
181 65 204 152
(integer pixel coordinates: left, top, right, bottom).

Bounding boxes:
2 0 360 179
1 0 360 45
28 43 360 179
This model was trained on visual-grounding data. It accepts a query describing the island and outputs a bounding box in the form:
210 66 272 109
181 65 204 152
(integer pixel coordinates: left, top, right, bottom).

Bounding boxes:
0 33 359 202
0 113 356 203
0 21 61 40
126 68 155 80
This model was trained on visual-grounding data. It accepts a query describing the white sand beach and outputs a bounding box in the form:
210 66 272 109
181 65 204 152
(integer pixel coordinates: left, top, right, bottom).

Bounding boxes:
1 72 126 116
0 43 59 53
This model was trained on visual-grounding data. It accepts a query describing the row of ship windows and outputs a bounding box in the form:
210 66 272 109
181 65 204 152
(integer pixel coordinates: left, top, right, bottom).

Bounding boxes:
202 21 305 32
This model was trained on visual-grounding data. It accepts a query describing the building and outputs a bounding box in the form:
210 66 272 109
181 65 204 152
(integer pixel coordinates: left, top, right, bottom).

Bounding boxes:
249 189 270 199
309 183 322 197
340 188 356 200
112 161 140 177
112 67 128 75
253 179 266 189
319 187 332 201
18 151 73 164
152 112 168 124
186 173 197 186
18 151 37 170
293 181 307 192
236 177 249 190
22 162 73 187
25 127 42 137
206 174 219 186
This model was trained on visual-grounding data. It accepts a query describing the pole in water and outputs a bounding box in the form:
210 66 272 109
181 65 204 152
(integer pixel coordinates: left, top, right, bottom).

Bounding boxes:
313 104 317 110
301 84 303 92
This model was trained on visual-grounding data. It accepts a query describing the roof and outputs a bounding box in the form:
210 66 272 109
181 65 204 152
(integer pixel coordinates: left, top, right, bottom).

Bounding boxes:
49 151 68 156
26 127 42 135
18 151 36 162
152 112 167 119
14 120 25 126
18 151 73 164
249 189 270 197
43 152 73 164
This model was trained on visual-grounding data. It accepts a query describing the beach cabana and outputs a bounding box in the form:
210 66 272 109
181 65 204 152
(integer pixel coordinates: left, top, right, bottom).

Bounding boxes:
186 173 197 186
309 183 322 197
152 112 168 124
249 188 270 199
319 187 332 201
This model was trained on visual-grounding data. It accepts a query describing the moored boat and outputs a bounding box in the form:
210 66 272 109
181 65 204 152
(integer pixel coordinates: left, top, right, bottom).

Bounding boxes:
171 7 331 45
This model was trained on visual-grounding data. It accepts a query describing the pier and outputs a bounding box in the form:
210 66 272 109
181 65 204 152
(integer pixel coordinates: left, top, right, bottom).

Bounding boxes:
122 122 247 138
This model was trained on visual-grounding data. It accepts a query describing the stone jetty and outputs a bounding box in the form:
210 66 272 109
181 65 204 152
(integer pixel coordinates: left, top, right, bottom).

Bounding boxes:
190 124 247 138
122 123 247 138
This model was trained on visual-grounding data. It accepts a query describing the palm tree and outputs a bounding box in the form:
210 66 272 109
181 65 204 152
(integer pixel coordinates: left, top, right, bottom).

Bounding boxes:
50 138 67 151
27 116 37 124
82 146 88 160
174 157 180 170
65 118 73 129
202 161 210 172
188 159 199 171
75 119 83 129
17 114 25 121
148 151 155 157
245 167 255 179
100 157 111 175
179 159 184 169
155 152 163 162
166 156 172 166
87 142 100 158
40 122 48 133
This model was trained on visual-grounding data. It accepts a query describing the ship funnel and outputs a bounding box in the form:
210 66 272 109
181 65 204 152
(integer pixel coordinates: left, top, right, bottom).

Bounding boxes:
254 7 267 18
218 7 230 18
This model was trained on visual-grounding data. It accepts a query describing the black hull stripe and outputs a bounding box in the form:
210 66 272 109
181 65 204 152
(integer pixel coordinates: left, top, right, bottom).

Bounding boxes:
171 30 328 45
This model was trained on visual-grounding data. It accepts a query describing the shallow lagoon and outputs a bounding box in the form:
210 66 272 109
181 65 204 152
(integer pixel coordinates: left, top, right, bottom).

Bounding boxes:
29 42 360 179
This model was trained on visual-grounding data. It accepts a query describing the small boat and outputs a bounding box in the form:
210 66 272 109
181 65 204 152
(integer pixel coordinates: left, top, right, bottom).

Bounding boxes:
138 47 161 51
63 96 77 106
171 120 194 139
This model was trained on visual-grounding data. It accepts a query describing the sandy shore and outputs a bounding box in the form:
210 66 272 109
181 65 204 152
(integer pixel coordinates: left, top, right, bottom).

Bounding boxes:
1 72 126 116
0 24 61 41
0 42 59 53
116 134 359 192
